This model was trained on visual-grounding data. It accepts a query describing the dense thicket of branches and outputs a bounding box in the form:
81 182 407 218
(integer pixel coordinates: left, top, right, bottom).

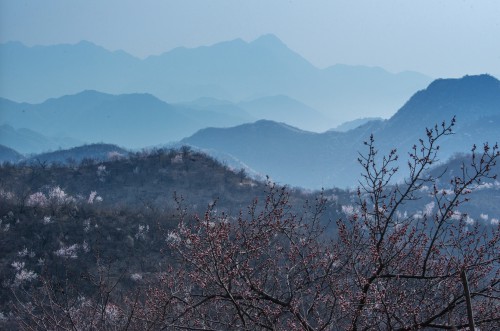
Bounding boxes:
7 120 500 330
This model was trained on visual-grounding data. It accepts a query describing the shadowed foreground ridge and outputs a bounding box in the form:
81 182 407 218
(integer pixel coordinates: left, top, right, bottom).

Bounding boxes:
2 123 499 330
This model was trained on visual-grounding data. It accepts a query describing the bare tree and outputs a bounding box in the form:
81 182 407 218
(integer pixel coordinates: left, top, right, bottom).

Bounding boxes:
11 119 500 330
338 118 500 330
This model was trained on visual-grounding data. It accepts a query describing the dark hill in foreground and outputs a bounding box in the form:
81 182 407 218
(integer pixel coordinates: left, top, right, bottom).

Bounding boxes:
0 146 325 215
0 142 498 328
25 143 129 165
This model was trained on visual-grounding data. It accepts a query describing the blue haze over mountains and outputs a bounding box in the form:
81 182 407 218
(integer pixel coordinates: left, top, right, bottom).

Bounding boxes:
0 35 499 189
183 75 500 188
0 34 430 125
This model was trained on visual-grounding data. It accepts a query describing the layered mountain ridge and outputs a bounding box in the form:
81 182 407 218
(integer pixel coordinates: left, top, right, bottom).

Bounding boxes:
0 35 431 123
183 74 500 188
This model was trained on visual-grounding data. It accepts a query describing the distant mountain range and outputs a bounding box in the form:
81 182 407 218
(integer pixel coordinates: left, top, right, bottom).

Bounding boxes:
0 35 431 124
331 117 383 132
0 124 82 154
2 74 498 189
0 144 23 163
237 95 333 132
0 90 250 151
182 75 500 188
1 89 342 151
2 75 498 188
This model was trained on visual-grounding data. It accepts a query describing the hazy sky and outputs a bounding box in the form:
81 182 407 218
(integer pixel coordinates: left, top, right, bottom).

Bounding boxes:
1 0 499 78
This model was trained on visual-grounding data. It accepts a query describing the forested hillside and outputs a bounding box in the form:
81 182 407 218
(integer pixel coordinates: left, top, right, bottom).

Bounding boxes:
1 132 498 329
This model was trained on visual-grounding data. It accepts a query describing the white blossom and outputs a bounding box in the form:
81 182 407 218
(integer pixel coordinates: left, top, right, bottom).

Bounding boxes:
11 261 25 271
166 231 181 244
474 181 499 190
465 215 475 225
54 244 79 259
107 151 124 160
17 247 28 257
341 205 355 216
88 191 97 204
97 165 108 182
82 240 90 253
0 188 16 200
87 191 103 204
327 194 338 202
83 219 91 232
14 269 37 286
135 224 149 240
450 211 463 220
27 192 48 207
422 201 436 216
434 189 454 196
49 186 75 205
0 189 15 201
42 216 52 224
423 201 435 216
172 154 183 163
105 304 122 321
419 185 430 192
130 273 143 282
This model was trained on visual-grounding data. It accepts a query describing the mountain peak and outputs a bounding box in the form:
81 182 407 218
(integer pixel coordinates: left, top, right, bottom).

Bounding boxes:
75 40 98 47
250 34 286 48
413 74 499 102
389 74 500 128
426 74 499 94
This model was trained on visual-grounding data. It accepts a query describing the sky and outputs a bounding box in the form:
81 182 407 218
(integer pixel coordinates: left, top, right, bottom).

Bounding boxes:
1 0 500 78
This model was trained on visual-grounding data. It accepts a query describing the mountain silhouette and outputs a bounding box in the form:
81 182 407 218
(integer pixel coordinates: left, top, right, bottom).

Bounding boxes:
331 117 384 132
0 124 82 154
26 143 129 165
0 35 431 122
1 91 345 151
183 75 500 188
0 91 257 150
237 95 333 132
0 144 23 163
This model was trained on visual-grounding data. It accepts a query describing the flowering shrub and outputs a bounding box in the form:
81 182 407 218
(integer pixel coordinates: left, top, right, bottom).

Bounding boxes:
7 120 500 330
11 261 37 287
132 120 499 330
54 244 79 259
48 186 74 205
42 216 52 224
130 273 143 282
0 189 15 201
87 191 102 204
26 192 47 207
135 224 149 240
97 164 108 182
14 269 37 287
